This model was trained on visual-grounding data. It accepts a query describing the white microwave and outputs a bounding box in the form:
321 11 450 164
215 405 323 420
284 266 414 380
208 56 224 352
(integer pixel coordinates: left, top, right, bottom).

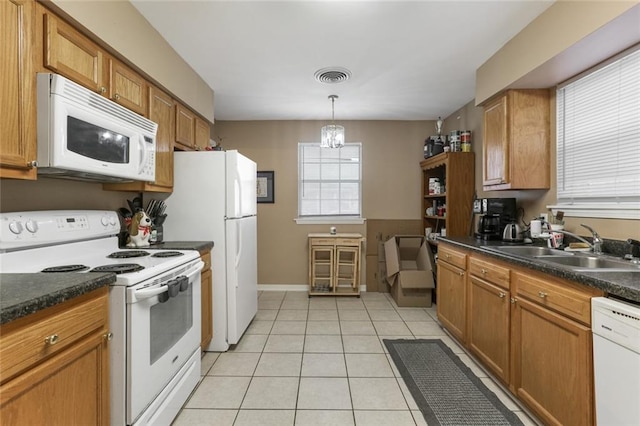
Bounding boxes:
36 73 157 182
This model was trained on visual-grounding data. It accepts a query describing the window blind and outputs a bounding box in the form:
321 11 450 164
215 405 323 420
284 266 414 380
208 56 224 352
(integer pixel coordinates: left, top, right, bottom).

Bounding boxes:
555 46 640 218
298 143 362 217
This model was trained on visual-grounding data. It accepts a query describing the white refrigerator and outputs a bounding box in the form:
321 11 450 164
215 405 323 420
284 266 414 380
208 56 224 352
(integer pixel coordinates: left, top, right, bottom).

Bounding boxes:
163 150 258 352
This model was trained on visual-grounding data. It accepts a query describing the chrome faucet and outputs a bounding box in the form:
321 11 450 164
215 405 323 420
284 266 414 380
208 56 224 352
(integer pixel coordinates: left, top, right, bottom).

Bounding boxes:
553 224 603 254
580 224 603 254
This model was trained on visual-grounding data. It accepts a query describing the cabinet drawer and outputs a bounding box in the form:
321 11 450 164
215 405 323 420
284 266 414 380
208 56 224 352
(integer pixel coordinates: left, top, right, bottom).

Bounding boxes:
438 245 467 270
309 238 336 246
0 288 108 383
469 256 510 290
335 238 361 246
200 251 212 272
513 272 597 325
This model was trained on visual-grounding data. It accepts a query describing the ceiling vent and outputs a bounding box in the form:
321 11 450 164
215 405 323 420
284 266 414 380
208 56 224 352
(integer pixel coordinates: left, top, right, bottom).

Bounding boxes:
314 67 352 84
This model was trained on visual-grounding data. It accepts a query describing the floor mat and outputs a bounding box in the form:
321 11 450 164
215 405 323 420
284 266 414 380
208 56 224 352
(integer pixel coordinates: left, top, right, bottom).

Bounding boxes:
384 338 524 426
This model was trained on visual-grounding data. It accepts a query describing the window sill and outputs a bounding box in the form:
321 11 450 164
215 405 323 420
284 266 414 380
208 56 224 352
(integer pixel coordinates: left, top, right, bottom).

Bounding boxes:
548 204 640 220
295 217 366 225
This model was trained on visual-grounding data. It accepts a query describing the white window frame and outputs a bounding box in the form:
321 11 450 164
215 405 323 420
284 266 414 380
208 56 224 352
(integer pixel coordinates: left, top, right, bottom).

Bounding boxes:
295 143 364 225
549 45 640 220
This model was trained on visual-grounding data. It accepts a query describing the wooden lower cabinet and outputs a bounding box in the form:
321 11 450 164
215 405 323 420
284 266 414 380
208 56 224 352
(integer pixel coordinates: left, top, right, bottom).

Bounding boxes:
0 287 110 425
511 297 593 426
468 275 510 384
200 250 213 351
436 259 467 343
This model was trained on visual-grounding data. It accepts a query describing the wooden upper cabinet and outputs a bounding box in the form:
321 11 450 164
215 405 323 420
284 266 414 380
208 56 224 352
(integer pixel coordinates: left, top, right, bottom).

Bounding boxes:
42 11 105 93
175 103 196 150
108 58 147 116
195 116 210 150
1 0 37 180
482 90 550 191
103 85 174 193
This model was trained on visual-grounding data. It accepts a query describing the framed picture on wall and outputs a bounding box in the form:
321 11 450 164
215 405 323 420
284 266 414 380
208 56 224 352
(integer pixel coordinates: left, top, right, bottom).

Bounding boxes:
257 171 274 203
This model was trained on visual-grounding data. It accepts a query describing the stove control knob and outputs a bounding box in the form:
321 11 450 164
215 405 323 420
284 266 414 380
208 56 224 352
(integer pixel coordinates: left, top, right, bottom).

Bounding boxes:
101 216 110 226
25 220 38 233
9 221 23 235
109 216 118 226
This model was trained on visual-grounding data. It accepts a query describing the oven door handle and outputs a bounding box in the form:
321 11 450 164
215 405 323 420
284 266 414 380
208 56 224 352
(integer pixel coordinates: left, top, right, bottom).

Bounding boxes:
133 260 204 301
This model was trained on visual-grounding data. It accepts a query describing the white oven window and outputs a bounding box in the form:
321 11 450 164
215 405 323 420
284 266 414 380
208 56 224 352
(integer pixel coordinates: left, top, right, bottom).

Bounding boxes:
149 286 193 364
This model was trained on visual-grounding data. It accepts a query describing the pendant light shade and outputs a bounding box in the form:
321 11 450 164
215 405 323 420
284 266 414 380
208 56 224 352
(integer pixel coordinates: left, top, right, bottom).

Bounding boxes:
320 95 345 148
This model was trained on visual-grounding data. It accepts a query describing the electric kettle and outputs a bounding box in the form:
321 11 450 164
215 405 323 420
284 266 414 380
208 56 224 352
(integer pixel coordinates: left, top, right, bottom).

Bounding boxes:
502 222 524 242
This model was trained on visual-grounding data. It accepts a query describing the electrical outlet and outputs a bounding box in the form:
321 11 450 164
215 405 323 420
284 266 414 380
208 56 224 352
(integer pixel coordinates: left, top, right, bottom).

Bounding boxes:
540 213 549 222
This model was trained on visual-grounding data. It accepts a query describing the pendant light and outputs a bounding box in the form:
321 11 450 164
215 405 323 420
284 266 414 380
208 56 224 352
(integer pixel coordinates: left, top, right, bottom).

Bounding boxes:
320 95 345 148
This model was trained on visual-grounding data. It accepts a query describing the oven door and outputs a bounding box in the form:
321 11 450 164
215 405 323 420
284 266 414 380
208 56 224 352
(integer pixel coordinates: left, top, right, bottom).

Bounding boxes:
126 260 203 424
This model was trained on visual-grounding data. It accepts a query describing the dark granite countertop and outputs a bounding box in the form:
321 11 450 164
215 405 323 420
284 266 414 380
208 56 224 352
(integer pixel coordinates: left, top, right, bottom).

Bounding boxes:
439 237 640 303
0 273 115 325
137 241 214 252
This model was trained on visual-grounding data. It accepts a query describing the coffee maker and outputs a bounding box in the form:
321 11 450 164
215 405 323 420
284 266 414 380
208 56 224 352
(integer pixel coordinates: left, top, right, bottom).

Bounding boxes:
474 198 517 240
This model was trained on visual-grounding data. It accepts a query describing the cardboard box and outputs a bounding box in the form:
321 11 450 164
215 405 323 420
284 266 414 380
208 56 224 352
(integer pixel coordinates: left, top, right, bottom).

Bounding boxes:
366 220 423 256
365 255 390 293
384 235 435 307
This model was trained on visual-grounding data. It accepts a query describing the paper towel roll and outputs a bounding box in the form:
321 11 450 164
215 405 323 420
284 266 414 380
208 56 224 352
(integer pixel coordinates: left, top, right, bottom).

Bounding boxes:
530 220 542 238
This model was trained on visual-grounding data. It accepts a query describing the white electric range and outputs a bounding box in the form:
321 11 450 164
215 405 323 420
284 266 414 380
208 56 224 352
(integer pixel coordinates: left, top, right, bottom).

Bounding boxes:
0 210 203 426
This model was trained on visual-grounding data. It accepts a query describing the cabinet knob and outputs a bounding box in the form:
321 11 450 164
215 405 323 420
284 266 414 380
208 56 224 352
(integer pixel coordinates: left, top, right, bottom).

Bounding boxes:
44 334 59 345
498 292 506 299
458 271 464 277
27 160 37 168
538 291 548 298
481 268 488 274
104 332 114 342
100 86 106 94
114 94 121 100
445 254 451 259
510 297 517 304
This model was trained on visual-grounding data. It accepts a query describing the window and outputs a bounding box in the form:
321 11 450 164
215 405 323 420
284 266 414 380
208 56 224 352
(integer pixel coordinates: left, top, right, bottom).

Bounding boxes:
297 143 362 221
552 46 640 220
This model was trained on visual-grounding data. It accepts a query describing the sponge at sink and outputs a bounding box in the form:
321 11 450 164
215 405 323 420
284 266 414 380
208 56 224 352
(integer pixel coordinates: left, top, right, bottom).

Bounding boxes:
569 242 590 249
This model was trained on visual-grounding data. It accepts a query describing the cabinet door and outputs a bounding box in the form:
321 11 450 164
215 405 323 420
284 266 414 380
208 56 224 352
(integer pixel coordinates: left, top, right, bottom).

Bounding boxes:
149 86 174 188
511 297 593 426
483 94 508 186
195 116 210 151
42 12 105 93
0 332 109 425
436 260 466 342
0 0 37 179
468 276 510 384
175 103 196 149
108 58 147 116
201 268 213 351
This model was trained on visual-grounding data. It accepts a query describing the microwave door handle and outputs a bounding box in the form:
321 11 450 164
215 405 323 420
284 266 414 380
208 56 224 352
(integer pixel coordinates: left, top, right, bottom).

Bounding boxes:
137 135 147 174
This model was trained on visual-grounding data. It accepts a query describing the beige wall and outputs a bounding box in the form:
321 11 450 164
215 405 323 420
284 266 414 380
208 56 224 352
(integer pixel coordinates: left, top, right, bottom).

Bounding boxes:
215 120 432 285
476 1 639 105
49 0 215 122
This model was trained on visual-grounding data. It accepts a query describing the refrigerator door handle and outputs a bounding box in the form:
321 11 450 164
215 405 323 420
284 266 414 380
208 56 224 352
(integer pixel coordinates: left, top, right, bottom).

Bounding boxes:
235 222 242 286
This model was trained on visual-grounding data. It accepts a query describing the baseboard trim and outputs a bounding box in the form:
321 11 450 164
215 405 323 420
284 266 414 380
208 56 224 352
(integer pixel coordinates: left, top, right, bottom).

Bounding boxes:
258 284 369 292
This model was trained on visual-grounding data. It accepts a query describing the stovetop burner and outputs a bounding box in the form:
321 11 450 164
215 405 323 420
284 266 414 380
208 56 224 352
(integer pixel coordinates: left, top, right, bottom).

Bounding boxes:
107 250 150 259
42 265 90 273
151 251 184 258
91 263 145 274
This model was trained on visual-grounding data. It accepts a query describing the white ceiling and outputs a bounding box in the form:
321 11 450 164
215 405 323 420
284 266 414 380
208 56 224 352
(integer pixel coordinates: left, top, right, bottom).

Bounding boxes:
131 1 554 121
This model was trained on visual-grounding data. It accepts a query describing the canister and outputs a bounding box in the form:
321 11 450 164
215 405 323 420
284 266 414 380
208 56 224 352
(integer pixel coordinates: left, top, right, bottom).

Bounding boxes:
461 131 472 152
449 131 461 152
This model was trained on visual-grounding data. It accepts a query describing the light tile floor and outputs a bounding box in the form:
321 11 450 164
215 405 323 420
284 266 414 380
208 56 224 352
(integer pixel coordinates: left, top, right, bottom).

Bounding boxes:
173 291 539 426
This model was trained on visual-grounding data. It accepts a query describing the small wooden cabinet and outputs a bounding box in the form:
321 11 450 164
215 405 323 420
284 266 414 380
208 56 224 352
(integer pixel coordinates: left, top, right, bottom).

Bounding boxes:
40 10 148 116
308 234 362 297
0 287 110 425
436 244 468 342
467 255 511 385
482 89 550 191
200 249 213 351
175 103 210 151
1 0 37 180
420 152 475 238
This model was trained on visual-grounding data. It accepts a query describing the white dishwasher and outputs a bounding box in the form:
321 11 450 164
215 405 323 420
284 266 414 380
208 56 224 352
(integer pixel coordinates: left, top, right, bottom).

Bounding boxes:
591 297 640 426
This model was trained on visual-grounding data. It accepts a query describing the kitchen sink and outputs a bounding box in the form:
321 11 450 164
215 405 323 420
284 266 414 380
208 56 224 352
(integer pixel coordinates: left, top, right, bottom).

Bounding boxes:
537 255 640 272
491 246 574 257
